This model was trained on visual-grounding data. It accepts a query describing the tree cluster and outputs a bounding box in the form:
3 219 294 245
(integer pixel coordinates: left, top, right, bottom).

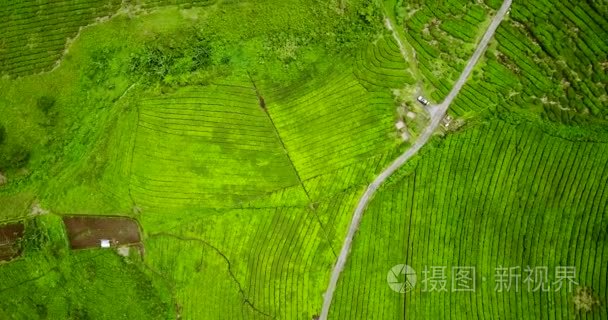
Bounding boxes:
129 29 214 85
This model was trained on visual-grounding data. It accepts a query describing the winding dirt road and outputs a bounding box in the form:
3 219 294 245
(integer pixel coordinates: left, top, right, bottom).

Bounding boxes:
319 0 512 318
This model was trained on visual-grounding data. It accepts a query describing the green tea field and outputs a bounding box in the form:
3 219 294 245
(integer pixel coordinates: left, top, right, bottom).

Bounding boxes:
0 0 606 319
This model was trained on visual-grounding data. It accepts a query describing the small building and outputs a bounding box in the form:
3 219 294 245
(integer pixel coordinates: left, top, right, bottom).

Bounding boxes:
395 120 406 130
401 131 410 142
406 111 416 119
100 239 111 248
442 115 453 128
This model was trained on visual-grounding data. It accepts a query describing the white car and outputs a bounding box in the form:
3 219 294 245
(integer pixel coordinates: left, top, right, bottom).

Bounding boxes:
417 96 429 106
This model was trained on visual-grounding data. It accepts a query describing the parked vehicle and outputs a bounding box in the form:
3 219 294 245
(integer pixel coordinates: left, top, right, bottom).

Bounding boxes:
417 96 429 106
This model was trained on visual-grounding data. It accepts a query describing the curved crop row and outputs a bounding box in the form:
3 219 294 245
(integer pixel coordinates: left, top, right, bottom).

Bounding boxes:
130 83 300 211
0 0 122 76
143 193 359 319
401 0 492 102
0 0 218 77
354 36 415 91
447 0 608 122
265 68 399 186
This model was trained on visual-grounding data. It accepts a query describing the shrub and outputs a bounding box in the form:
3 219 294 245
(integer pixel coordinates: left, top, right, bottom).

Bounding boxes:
358 1 379 25
36 96 55 114
84 47 115 85
573 287 600 312
20 218 50 253
0 145 30 170
129 29 214 84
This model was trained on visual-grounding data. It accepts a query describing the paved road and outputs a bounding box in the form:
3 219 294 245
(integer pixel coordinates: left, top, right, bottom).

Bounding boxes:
318 1 512 318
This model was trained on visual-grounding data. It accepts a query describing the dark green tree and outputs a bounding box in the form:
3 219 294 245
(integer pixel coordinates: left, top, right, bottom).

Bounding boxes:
0 125 5 145
0 145 30 170
36 96 56 114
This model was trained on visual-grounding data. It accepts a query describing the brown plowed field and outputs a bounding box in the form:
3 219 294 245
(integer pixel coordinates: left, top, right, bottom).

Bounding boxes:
0 222 24 261
63 216 141 249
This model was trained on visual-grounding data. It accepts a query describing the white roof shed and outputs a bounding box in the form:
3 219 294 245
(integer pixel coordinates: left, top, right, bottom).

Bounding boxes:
100 239 111 248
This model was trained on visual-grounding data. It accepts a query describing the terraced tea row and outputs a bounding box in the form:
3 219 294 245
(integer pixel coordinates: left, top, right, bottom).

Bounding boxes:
143 193 359 319
446 0 607 122
265 69 406 191
128 33 421 317
0 0 219 77
302 150 400 201
330 119 608 319
402 0 492 102
0 0 121 76
131 83 302 211
354 36 415 91
133 63 411 316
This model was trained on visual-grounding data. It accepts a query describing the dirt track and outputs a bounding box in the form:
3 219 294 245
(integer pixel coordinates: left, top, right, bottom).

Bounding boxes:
0 222 24 261
63 216 141 249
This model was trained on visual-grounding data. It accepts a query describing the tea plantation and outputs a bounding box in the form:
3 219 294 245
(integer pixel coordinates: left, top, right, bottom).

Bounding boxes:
0 0 606 319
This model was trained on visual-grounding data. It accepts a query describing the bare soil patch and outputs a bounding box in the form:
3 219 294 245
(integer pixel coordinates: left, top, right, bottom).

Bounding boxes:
63 216 141 249
0 222 24 261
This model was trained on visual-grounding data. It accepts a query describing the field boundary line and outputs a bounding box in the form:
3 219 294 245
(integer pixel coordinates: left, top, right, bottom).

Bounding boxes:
149 232 275 318
247 74 338 258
